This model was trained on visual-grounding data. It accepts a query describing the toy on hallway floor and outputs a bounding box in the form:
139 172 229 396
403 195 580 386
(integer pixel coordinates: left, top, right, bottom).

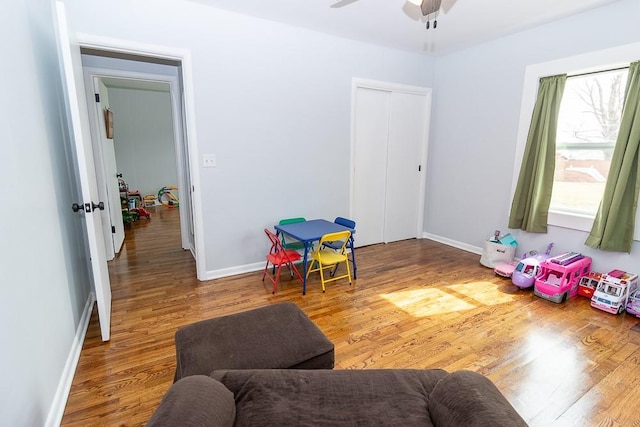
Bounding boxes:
578 271 603 298
511 243 554 289
533 252 592 303
144 194 157 207
131 205 151 220
592 270 638 314
158 185 179 208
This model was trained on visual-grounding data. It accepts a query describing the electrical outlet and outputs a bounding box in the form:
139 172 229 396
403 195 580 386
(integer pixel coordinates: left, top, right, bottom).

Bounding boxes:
203 153 216 168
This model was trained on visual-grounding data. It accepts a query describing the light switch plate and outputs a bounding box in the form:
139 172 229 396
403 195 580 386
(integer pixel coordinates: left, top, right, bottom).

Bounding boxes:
203 153 216 168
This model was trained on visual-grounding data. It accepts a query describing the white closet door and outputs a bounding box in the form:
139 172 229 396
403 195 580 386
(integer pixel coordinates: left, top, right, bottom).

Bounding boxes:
352 87 390 247
384 91 428 243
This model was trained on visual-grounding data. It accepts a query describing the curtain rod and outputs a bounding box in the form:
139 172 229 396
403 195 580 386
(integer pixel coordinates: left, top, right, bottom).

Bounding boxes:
568 65 629 79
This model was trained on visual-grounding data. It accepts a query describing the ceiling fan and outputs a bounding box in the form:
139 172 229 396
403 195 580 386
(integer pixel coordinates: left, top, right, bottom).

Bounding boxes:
330 0 458 28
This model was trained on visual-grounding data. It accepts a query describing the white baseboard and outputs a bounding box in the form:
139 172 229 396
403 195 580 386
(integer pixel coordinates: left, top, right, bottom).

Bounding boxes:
423 232 483 255
205 236 483 281
205 261 265 280
45 293 96 427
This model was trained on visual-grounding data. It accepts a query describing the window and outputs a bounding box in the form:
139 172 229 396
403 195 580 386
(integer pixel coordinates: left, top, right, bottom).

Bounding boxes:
551 67 628 216
513 43 640 240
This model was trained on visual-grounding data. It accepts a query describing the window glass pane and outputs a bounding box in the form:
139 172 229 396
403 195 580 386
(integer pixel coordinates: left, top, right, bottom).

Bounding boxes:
551 68 628 215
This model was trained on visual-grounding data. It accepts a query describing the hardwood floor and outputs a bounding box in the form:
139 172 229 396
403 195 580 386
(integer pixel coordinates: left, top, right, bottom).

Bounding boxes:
62 207 640 426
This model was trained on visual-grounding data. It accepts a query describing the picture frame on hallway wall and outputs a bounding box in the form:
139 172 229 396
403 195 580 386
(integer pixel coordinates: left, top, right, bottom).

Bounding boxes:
104 108 114 139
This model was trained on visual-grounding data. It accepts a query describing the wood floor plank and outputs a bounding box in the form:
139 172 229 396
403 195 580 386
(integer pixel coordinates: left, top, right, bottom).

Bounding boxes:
61 207 640 426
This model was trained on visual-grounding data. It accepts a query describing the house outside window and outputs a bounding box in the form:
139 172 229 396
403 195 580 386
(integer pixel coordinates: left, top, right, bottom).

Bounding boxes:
551 67 628 216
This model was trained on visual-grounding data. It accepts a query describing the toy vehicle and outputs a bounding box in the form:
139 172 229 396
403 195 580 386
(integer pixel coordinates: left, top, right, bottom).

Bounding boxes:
626 287 640 317
578 271 603 299
512 243 554 289
533 252 592 303
494 261 518 278
591 270 638 314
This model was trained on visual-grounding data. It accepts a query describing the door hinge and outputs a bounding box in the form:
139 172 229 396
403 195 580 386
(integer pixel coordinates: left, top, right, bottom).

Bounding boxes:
111 225 116 233
95 93 100 102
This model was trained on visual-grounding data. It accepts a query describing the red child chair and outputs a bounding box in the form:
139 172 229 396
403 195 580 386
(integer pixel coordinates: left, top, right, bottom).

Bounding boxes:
262 228 304 293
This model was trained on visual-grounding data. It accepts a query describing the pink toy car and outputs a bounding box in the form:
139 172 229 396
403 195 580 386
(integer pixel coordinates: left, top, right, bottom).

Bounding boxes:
494 261 519 278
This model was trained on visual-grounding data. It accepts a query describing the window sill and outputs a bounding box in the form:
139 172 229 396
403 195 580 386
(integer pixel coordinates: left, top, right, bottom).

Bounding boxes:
548 210 594 233
549 210 640 242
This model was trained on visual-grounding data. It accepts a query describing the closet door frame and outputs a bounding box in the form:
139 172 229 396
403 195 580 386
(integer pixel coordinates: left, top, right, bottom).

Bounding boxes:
349 78 432 247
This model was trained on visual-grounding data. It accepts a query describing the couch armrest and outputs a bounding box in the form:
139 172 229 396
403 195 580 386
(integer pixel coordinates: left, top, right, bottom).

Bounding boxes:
428 370 528 427
147 375 235 427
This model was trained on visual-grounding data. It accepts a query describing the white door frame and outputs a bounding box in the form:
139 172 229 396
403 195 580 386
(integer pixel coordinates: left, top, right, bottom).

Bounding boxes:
76 33 206 280
83 68 192 254
350 78 432 244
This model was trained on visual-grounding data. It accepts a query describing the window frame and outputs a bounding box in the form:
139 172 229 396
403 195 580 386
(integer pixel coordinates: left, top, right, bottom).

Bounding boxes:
512 42 640 241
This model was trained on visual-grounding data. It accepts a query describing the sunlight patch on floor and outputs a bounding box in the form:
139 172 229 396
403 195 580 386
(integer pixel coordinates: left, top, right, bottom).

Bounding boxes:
448 281 518 305
380 281 518 317
380 288 476 317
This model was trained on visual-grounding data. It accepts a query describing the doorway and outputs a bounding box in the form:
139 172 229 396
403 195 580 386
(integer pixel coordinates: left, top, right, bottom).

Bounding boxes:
80 48 199 274
350 79 432 247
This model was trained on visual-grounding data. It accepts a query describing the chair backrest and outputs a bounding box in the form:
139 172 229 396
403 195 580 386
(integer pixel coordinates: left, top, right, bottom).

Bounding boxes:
264 228 285 255
319 230 351 253
279 217 306 226
278 218 306 248
334 217 356 230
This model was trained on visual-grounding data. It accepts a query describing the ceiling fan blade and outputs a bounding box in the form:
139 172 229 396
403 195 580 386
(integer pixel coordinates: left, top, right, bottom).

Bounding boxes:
330 0 360 8
441 0 458 13
421 0 442 16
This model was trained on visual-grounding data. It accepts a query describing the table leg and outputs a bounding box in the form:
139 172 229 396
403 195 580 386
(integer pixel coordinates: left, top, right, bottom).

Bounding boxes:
350 237 357 279
302 242 310 295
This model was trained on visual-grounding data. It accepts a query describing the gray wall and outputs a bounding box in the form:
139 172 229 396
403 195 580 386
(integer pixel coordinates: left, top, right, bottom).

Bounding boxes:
426 0 640 273
64 0 437 274
108 87 178 197
1 0 92 424
3 0 638 422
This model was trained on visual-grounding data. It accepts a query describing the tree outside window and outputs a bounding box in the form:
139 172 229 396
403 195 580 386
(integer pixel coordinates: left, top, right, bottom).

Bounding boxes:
551 68 628 215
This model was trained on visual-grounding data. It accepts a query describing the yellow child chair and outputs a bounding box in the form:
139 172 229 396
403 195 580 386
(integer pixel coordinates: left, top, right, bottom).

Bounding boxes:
306 230 352 292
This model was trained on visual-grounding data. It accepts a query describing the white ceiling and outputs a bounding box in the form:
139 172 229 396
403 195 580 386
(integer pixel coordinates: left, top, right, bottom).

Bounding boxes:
193 0 623 55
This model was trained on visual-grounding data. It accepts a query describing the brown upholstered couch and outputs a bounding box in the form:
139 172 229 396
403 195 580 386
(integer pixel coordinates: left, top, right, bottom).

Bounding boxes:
147 368 528 426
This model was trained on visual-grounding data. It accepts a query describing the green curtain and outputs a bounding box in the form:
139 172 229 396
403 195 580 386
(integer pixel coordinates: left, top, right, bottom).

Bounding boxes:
585 61 640 252
509 74 567 233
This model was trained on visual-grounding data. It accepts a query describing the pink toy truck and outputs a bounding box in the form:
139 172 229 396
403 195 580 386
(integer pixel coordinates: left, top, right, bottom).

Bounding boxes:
592 270 638 314
533 252 592 303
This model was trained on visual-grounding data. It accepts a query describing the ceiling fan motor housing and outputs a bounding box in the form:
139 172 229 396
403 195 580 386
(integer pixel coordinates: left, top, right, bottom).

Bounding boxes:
421 0 442 16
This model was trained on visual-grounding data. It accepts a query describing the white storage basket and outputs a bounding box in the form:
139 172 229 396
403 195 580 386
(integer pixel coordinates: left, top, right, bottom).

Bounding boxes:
480 240 516 268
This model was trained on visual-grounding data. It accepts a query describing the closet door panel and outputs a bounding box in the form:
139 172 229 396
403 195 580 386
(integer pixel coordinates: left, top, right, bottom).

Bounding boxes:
384 91 428 243
352 87 390 247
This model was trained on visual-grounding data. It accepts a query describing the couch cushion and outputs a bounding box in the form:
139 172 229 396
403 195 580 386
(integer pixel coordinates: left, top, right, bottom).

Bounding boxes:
174 302 334 381
147 375 235 427
428 370 528 427
211 368 448 427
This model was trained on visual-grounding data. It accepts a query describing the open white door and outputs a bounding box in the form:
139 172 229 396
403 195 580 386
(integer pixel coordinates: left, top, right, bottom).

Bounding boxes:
55 1 112 341
92 77 125 256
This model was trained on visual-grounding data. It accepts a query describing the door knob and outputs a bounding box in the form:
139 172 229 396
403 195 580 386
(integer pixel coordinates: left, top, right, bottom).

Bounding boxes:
72 202 104 212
